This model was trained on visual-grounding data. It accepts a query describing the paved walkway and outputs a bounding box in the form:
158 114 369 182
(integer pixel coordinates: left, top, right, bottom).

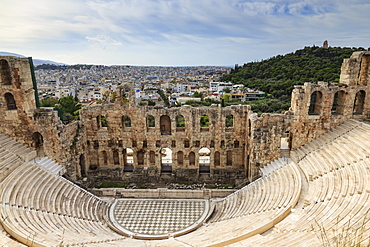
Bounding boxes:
110 199 210 238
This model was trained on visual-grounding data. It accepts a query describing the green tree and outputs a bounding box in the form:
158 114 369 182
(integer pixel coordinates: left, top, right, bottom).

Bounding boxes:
40 98 58 107
192 91 203 98
58 95 82 124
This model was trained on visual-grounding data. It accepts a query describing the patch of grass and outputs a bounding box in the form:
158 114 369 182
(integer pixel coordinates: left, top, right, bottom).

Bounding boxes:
95 181 126 189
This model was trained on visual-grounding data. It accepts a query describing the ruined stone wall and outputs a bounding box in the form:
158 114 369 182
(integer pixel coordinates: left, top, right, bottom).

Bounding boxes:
78 101 251 185
248 112 292 179
2 52 370 188
0 57 76 171
290 51 370 150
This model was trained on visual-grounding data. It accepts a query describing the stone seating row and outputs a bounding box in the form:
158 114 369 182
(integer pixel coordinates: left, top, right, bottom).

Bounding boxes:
232 122 370 246
0 204 125 247
33 156 66 176
0 133 36 163
0 225 26 247
292 119 362 162
297 123 370 181
276 162 369 232
0 148 23 182
0 162 107 222
172 161 301 246
260 157 290 177
210 159 300 223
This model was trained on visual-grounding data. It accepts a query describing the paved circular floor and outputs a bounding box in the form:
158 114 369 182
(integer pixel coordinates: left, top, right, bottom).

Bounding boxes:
109 199 211 239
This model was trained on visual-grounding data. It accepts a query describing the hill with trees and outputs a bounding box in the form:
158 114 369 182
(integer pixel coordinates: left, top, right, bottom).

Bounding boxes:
222 46 368 114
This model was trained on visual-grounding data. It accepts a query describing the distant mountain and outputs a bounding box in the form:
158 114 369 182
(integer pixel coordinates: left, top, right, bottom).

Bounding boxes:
0 51 66 66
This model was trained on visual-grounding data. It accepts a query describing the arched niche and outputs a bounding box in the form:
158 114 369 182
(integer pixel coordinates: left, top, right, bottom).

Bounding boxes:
5 93 16 110
160 115 171 135
161 147 172 172
308 91 323 115
353 90 366 115
32 132 44 156
0 59 11 85
199 147 210 173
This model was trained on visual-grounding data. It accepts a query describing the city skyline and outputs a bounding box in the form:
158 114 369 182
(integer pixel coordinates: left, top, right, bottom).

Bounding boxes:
1 0 370 66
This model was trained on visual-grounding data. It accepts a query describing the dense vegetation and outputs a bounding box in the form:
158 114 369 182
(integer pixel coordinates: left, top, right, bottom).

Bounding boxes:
41 96 81 124
221 46 368 113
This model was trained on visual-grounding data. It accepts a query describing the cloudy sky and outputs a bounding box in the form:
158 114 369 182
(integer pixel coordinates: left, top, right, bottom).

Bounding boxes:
1 0 369 66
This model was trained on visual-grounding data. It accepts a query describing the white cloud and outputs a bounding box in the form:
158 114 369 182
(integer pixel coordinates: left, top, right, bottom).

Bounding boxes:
0 0 369 65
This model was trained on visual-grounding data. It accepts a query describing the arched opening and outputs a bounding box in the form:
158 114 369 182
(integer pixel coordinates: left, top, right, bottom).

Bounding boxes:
176 115 185 132
79 154 86 177
0 59 11 85
100 115 107 127
137 150 144 166
200 115 209 127
161 148 172 173
353 90 366 115
89 151 98 170
101 151 108 165
189 151 196 166
226 151 233 166
147 115 155 128
308 91 323 115
177 151 184 167
214 151 220 167
234 140 240 148
332 90 346 115
113 149 119 165
248 119 252 138
5 93 16 110
149 151 156 165
124 148 134 172
199 148 210 173
32 132 44 156
122 115 131 128
160 115 171 135
359 55 370 86
225 115 234 127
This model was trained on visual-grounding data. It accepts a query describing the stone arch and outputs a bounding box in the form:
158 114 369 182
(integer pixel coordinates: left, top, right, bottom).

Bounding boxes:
124 148 134 172
199 147 210 173
225 114 234 127
214 151 220 167
177 151 184 166
122 115 131 128
189 151 196 166
226 150 233 166
137 150 145 166
160 115 171 135
101 150 108 165
331 90 346 115
100 115 107 127
5 93 16 110
358 54 370 86
200 115 209 127
32 132 44 156
0 59 11 85
308 91 323 115
149 151 156 165
176 115 185 127
147 115 155 127
79 154 86 177
161 148 172 172
353 90 366 115
113 149 119 165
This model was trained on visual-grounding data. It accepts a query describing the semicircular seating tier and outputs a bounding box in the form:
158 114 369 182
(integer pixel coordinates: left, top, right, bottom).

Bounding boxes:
1 119 370 246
